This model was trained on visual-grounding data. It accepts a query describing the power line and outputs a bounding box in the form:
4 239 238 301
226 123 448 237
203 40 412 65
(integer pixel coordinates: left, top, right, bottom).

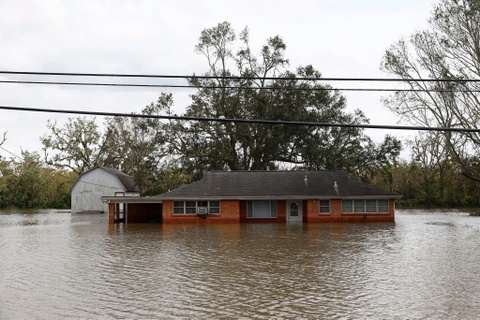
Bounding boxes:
1 70 480 83
0 104 478 133
1 79 477 93
0 146 23 160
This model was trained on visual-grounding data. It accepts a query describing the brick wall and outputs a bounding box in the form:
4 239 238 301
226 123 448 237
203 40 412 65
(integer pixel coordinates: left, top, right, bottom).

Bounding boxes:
304 198 395 223
111 198 396 224
162 200 240 224
108 203 115 224
108 202 126 224
278 200 287 223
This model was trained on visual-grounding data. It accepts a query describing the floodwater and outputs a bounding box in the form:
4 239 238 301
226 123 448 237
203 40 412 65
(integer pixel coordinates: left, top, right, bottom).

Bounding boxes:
1 210 480 319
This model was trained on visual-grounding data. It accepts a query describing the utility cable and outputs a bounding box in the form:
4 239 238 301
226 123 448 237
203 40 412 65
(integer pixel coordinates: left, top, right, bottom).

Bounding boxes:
0 146 23 160
1 70 479 83
0 79 477 93
0 104 478 133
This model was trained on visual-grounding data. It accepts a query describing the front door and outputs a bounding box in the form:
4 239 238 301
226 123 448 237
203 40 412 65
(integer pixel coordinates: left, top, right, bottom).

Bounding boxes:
287 200 303 222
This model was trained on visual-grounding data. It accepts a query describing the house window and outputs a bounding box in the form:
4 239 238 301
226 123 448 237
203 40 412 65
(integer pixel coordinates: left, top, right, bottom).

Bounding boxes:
209 201 220 214
247 200 277 218
342 200 353 213
354 200 365 213
185 201 197 214
319 200 330 214
366 199 377 212
342 199 390 213
377 199 389 212
173 201 185 214
173 201 221 215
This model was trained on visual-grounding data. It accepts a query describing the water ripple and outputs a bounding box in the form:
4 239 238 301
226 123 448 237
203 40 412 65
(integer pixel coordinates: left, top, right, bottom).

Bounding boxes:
1 210 480 319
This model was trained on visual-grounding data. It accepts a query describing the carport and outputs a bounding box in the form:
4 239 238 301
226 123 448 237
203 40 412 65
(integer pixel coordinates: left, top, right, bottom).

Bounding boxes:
102 196 163 224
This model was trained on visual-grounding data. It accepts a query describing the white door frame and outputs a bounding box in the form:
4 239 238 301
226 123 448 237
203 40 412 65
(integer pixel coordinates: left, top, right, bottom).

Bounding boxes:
287 200 303 222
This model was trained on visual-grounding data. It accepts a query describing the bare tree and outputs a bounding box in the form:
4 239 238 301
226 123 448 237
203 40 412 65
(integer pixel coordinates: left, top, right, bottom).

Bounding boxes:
381 0 480 181
0 131 6 147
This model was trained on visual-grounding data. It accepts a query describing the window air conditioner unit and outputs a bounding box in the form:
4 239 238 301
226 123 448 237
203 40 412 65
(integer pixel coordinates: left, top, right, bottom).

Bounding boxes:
197 207 208 215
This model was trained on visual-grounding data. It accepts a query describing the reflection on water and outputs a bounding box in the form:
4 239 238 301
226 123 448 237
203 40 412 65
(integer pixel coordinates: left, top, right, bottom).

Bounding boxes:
1 209 480 319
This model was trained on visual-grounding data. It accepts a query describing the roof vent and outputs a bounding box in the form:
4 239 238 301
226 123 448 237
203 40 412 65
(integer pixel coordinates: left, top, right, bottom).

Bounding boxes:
304 174 308 186
334 181 340 196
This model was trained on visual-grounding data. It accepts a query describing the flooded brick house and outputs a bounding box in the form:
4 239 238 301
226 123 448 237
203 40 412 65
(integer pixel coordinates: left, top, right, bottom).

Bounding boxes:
104 170 401 224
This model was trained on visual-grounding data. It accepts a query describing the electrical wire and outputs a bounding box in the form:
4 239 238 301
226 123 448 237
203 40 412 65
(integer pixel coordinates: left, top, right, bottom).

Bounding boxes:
0 146 23 160
0 79 477 93
0 104 478 133
1 71 478 134
1 70 479 83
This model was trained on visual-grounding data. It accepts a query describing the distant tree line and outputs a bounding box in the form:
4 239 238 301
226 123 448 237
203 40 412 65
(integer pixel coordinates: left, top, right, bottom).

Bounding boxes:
0 151 75 209
2 0 480 210
370 133 480 208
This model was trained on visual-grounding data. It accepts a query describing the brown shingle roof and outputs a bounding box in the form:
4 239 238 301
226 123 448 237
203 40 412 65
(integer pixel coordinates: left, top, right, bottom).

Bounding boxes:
160 170 400 200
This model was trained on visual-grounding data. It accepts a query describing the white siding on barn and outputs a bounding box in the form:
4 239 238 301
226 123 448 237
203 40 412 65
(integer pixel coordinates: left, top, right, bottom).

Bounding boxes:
71 168 139 213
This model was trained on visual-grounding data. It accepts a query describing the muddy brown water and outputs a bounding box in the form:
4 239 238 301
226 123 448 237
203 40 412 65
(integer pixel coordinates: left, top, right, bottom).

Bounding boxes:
1 209 479 319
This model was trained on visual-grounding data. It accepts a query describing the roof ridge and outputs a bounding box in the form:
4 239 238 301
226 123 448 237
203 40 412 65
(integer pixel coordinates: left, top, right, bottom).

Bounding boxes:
207 170 346 173
98 166 130 176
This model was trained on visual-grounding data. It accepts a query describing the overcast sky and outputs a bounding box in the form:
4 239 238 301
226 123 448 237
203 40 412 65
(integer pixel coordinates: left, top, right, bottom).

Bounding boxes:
0 0 437 161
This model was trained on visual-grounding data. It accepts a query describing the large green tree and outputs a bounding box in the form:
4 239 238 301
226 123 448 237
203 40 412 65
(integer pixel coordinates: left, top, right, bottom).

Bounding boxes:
381 0 480 181
160 22 401 179
102 97 170 195
41 117 110 174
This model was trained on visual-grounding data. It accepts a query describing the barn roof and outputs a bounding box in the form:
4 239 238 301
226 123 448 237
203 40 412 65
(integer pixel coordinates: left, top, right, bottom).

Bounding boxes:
97 166 139 192
159 170 400 200
73 166 139 193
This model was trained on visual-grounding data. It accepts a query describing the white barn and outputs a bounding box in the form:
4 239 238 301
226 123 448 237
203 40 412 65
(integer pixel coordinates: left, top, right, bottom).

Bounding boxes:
71 166 140 214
